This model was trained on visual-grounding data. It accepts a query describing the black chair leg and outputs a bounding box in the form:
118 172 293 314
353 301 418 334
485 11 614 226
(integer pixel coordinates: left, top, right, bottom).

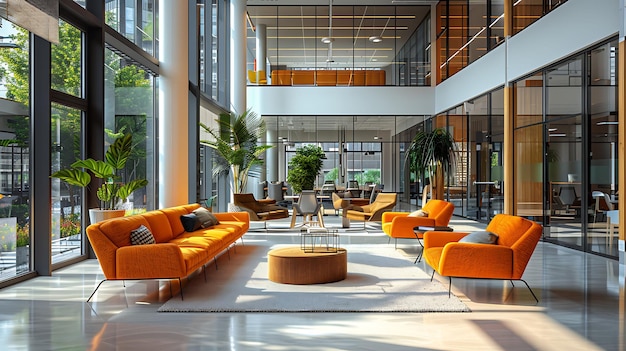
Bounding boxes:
519 279 539 303
86 279 107 303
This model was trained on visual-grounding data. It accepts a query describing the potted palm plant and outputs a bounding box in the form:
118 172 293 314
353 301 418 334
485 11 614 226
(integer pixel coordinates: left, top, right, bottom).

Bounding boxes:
407 128 457 200
287 145 325 194
51 133 148 224
200 110 272 203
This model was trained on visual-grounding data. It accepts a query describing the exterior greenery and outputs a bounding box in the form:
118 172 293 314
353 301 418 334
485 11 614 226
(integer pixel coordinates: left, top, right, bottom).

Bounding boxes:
200 110 272 194
50 134 148 210
287 145 325 194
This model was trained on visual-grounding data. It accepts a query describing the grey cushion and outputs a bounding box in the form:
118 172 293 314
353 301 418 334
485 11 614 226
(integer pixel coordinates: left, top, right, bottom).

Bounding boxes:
193 207 220 228
130 225 156 245
180 213 201 232
459 230 498 244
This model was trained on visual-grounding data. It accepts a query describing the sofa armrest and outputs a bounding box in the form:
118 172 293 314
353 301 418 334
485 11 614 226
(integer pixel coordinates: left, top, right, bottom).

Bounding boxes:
382 212 407 222
438 243 513 279
214 211 250 223
116 243 187 279
386 216 437 239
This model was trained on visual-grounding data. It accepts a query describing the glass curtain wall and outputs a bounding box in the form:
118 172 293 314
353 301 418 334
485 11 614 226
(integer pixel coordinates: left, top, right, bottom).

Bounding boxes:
199 0 228 105
51 104 82 264
103 49 156 213
104 0 158 58
50 20 85 264
0 23 30 279
512 38 618 258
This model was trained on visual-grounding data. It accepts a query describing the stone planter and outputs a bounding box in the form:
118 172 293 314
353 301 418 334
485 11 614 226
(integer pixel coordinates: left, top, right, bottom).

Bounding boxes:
88 209 126 225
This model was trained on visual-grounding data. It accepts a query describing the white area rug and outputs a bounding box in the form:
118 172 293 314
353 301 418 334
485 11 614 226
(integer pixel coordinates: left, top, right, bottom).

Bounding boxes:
158 244 470 313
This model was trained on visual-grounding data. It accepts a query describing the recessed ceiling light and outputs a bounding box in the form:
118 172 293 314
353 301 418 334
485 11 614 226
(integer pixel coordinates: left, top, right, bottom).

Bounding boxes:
369 35 383 43
321 37 334 44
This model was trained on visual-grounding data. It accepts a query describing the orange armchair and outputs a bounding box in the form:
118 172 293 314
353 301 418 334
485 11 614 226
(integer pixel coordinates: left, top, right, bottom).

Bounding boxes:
423 214 543 302
382 199 455 248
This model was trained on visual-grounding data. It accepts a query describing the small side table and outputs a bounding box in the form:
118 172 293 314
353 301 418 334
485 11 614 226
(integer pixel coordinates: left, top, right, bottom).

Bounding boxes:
300 227 339 253
413 225 453 263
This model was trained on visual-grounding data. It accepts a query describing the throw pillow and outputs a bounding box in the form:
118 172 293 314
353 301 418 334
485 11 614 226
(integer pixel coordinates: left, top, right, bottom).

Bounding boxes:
193 207 220 228
180 213 201 232
408 209 429 217
459 230 499 244
130 225 156 245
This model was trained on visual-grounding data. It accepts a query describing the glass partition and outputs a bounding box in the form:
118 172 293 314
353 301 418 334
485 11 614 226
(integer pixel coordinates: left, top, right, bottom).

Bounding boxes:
246 5 430 86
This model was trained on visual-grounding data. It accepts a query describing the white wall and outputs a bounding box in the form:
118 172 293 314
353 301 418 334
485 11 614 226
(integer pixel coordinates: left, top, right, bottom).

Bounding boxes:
248 86 435 116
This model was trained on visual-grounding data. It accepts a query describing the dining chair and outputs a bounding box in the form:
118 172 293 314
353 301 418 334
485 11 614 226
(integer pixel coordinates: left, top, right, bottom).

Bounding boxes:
290 190 324 228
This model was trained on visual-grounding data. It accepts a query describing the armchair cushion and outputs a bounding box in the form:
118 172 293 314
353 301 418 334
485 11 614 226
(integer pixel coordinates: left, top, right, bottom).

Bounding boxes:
458 230 498 244
408 209 428 217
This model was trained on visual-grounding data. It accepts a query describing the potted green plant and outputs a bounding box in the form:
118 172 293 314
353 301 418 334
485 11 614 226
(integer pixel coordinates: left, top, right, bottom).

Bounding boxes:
51 133 148 223
200 110 272 198
407 128 457 200
287 145 325 194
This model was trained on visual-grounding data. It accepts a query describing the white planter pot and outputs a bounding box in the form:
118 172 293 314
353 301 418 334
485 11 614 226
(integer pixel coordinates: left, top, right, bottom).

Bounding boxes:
88 209 126 225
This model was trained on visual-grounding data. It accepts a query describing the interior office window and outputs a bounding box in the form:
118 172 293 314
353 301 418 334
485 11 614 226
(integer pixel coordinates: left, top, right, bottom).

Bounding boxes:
51 20 82 97
104 49 155 212
51 103 83 264
0 22 31 280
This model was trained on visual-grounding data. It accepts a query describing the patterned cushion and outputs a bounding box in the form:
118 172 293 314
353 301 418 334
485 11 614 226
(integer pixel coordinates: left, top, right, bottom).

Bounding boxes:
130 225 156 245
192 207 220 228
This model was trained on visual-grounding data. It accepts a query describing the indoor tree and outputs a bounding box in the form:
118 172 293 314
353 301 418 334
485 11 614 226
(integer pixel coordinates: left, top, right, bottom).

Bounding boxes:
287 145 325 194
200 110 272 197
406 128 458 200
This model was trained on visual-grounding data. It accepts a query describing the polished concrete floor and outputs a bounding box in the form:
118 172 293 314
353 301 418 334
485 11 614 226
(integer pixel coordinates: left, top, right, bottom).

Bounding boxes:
0 214 623 350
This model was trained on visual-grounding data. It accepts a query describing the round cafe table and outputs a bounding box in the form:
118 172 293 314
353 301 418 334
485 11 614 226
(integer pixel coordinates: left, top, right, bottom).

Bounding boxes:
267 246 347 285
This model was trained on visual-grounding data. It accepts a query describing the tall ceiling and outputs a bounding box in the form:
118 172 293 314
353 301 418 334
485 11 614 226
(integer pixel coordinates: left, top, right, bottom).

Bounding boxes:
246 1 431 69
246 1 434 136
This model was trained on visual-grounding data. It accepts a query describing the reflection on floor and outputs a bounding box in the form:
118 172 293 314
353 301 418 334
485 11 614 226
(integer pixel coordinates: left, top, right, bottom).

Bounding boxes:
0 214 622 350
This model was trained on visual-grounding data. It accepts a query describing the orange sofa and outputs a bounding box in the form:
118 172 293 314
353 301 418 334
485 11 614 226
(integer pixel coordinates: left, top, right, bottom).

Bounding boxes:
382 199 455 248
423 214 542 302
85 203 250 301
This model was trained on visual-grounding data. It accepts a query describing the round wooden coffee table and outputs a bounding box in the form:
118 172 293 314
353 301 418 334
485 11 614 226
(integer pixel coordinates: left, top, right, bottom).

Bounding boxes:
268 247 347 285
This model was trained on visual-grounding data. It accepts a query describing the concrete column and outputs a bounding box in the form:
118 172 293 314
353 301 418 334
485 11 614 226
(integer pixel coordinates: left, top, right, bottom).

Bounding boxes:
266 129 278 182
256 23 267 82
503 0 514 215
158 0 189 208
230 0 247 115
